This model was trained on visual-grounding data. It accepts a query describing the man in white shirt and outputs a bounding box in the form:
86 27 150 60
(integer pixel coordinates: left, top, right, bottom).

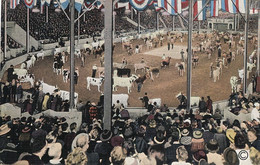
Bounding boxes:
251 102 260 122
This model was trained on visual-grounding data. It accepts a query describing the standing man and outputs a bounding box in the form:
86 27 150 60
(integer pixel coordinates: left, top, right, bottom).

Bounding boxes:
92 64 97 78
7 65 14 82
143 92 149 109
170 36 175 49
167 33 171 51
218 46 222 58
180 49 185 62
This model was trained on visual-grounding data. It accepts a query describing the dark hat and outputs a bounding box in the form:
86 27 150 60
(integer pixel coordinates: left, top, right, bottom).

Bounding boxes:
223 147 239 165
100 129 113 142
193 130 203 139
192 150 207 162
30 130 47 153
123 126 134 139
156 125 166 133
137 125 146 137
205 139 219 153
22 126 31 133
31 129 47 142
111 136 124 147
153 131 165 144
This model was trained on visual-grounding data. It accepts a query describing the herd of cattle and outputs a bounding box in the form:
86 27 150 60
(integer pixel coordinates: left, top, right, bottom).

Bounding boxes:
9 30 258 107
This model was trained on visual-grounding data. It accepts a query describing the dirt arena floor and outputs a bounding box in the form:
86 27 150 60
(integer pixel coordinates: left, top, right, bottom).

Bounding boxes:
4 33 256 107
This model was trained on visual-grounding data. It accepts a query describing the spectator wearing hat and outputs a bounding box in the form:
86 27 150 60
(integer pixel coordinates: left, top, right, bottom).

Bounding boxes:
180 129 192 162
46 143 63 165
145 119 157 143
63 122 77 156
223 147 239 165
192 150 207 165
206 139 223 165
248 128 260 151
249 147 260 165
191 130 205 153
226 128 237 148
251 103 260 122
109 146 127 165
171 145 191 165
202 123 214 144
165 127 182 164
199 97 207 113
16 125 32 154
94 129 113 164
65 147 88 165
214 126 227 154
135 125 148 154
140 144 165 165
234 133 253 165
15 129 48 165
153 131 166 145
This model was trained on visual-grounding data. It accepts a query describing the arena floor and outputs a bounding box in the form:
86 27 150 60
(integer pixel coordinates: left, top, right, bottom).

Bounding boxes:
5 33 256 107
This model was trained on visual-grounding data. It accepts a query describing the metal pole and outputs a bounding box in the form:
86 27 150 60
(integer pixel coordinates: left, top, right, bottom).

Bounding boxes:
0 0 2 65
131 8 133 20
172 15 175 31
46 6 48 23
243 0 250 94
83 12 86 22
69 0 75 109
257 11 260 76
26 8 30 53
198 21 200 32
4 0 7 58
234 14 237 31
138 11 141 33
103 0 113 130
187 0 193 112
77 12 80 45
113 12 115 39
237 14 240 30
156 12 159 30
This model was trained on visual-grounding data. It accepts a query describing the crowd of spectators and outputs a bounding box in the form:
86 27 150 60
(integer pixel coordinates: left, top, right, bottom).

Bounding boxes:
1 28 23 52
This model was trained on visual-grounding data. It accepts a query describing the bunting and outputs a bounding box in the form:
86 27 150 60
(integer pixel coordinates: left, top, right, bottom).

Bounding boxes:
75 0 84 12
157 0 182 15
221 0 246 14
10 0 20 9
194 0 206 21
24 0 35 8
210 0 219 17
60 0 69 10
129 0 152 11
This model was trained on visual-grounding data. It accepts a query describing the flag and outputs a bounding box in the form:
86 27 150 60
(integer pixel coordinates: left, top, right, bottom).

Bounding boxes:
60 0 69 10
250 1 259 14
153 1 163 11
24 0 35 8
75 0 84 12
10 0 20 9
210 0 219 17
84 1 95 10
181 0 189 11
157 0 182 15
221 0 246 14
94 1 104 9
194 0 206 21
250 8 258 14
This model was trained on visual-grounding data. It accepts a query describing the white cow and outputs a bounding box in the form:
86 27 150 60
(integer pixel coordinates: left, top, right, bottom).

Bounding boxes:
230 76 238 93
149 98 161 107
113 74 138 93
36 52 45 60
213 67 220 82
60 90 78 107
26 60 32 70
86 77 104 92
112 94 129 108
92 42 99 49
14 69 28 79
20 62 27 69
31 55 36 67
20 74 35 88
41 81 57 94
75 49 81 58
63 69 70 83
113 62 126 69
238 63 256 80
134 63 147 73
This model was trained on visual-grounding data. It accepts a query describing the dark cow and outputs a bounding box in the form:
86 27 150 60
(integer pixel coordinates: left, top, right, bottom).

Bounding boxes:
117 68 131 77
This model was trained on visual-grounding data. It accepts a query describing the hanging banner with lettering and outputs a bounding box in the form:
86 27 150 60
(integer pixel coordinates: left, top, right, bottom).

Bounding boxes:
129 0 152 11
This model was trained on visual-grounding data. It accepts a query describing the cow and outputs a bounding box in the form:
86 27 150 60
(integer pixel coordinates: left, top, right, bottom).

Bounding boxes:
14 69 28 79
117 68 131 77
86 77 104 92
36 52 45 60
63 69 70 83
113 62 127 69
20 62 27 69
146 67 160 81
40 81 58 94
230 76 238 93
161 57 171 69
59 90 78 107
113 74 138 93
20 74 35 88
112 94 129 108
213 67 220 82
26 60 32 70
31 55 36 67
134 63 148 73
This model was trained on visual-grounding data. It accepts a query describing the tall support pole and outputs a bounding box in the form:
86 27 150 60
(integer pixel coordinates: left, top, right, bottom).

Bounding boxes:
4 0 7 58
172 15 175 31
198 21 200 32
234 14 237 31
187 0 193 112
156 12 159 30
243 0 250 94
83 12 86 22
0 0 2 66
113 12 116 39
103 0 113 130
46 6 48 23
26 8 30 53
77 12 80 45
237 14 240 30
257 11 260 76
138 11 141 33
69 0 75 109
131 8 133 20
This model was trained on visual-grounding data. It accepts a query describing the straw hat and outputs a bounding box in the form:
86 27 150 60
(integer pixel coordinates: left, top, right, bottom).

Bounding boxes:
0 124 11 136
226 128 236 144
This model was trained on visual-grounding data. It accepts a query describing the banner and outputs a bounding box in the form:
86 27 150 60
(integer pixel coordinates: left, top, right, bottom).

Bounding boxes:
210 0 219 17
75 0 84 12
157 0 182 15
60 0 69 10
10 0 20 9
194 0 206 21
221 0 246 14
24 0 35 8
129 0 152 11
